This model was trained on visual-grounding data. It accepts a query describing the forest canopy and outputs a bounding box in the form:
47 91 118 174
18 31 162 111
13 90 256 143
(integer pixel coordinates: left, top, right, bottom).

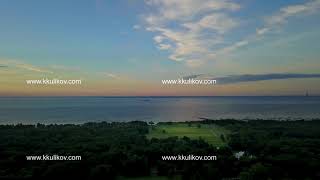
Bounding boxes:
0 120 320 179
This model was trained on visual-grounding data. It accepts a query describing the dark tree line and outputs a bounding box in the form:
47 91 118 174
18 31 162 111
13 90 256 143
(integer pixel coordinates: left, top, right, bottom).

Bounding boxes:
0 120 320 179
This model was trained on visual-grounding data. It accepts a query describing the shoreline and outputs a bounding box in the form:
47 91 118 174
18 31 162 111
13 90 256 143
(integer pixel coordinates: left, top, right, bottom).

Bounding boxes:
1 118 320 126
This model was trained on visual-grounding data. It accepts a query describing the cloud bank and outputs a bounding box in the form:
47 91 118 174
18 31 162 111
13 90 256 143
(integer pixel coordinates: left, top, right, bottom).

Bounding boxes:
183 73 320 84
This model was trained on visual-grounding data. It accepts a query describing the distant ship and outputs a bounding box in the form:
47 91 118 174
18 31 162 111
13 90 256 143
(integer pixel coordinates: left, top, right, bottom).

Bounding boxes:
305 91 309 97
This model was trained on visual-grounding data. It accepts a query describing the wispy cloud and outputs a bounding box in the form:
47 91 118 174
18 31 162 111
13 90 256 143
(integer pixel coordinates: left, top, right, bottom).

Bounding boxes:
0 59 53 73
141 0 320 67
103 73 119 79
133 24 141 30
257 0 320 36
107 73 117 78
50 65 81 71
0 65 8 68
15 63 53 73
143 0 240 67
223 0 320 55
183 73 320 84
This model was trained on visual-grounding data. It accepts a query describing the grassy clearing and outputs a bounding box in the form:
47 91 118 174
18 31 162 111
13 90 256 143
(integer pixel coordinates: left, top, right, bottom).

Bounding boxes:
117 176 172 180
147 123 229 147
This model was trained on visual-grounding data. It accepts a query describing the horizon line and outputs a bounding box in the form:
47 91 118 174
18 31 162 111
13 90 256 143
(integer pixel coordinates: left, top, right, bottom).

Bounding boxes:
0 95 319 98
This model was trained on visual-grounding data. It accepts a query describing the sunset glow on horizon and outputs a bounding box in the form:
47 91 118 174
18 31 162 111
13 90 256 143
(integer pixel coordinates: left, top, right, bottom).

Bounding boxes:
0 0 320 96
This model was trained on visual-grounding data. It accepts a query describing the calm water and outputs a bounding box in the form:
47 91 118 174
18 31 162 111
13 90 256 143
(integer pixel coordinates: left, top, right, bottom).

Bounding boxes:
0 96 319 124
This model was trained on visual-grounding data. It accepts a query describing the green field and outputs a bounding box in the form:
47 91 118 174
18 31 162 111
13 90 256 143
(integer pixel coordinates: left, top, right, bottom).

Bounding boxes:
118 176 182 180
117 176 172 180
147 123 229 147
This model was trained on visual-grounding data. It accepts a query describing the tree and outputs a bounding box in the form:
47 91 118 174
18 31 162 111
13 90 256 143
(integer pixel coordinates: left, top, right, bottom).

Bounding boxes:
220 134 225 142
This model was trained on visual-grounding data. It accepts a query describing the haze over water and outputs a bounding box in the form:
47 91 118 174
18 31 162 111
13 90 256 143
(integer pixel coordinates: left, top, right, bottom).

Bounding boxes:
0 96 319 124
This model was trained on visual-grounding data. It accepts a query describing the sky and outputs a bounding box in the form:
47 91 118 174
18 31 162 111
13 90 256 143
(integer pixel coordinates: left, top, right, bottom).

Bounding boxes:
0 0 320 96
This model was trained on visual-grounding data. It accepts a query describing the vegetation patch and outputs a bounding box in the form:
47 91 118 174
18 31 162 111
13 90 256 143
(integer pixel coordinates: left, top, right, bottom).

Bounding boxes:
1 120 320 179
147 122 229 147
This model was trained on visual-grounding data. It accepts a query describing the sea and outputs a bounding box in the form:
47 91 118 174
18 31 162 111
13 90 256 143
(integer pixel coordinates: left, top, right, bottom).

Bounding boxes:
0 96 319 124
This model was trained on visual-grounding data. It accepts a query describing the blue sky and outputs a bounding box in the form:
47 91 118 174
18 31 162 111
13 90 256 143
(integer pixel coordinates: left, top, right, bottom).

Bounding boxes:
0 0 319 96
